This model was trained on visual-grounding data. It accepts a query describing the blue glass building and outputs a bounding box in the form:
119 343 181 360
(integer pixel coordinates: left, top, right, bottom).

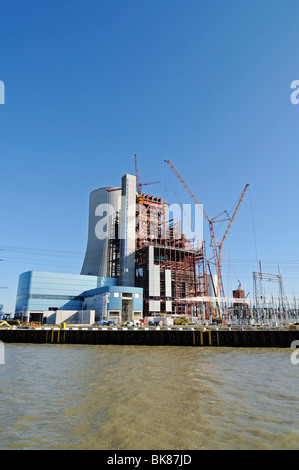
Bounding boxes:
83 285 143 323
15 271 143 324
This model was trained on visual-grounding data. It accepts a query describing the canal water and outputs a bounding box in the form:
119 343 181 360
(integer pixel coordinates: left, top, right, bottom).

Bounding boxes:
0 343 298 450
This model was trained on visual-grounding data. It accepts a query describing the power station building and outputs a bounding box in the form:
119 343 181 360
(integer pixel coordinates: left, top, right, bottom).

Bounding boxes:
15 171 206 324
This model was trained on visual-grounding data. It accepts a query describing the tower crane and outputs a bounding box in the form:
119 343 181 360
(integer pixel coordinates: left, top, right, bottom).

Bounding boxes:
107 155 160 194
175 192 218 319
165 160 249 299
165 159 226 297
218 183 250 277
134 154 160 195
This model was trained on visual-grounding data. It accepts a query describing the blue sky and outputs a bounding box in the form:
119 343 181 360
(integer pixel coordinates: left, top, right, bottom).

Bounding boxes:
1 0 299 312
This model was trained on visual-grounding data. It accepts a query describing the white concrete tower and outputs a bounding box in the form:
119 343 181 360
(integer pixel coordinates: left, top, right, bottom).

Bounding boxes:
119 174 136 287
81 186 121 277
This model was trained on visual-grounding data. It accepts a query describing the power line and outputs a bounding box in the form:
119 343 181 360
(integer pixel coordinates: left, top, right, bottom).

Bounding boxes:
0 245 84 258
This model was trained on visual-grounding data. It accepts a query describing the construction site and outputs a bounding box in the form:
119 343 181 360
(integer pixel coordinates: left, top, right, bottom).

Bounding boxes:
83 155 299 326
140 160 299 325
11 155 299 328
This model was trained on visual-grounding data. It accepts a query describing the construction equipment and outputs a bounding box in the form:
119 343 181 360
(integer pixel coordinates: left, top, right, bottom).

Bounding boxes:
107 154 160 194
21 321 41 328
165 159 226 297
0 320 12 328
218 184 250 273
175 192 216 319
134 154 160 195
165 160 249 300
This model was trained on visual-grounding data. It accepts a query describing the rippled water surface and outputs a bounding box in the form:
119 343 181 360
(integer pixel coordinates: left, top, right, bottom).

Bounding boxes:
0 343 298 450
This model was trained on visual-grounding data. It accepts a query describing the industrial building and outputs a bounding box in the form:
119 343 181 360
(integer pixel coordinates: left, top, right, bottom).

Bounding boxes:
14 162 208 325
13 157 299 327
79 170 208 317
14 270 143 324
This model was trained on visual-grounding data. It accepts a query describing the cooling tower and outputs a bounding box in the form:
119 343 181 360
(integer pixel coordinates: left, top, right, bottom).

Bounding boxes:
81 187 122 277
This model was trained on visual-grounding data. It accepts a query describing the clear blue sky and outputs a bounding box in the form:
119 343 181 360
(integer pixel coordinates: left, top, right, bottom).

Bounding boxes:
1 0 299 312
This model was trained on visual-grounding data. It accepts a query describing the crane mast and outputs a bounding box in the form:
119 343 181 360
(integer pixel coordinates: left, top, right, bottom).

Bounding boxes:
107 154 160 194
164 159 225 297
135 154 160 194
165 160 249 300
218 183 250 271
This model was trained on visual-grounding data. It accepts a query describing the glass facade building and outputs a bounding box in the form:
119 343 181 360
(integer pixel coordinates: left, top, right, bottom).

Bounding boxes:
15 271 118 315
15 271 143 324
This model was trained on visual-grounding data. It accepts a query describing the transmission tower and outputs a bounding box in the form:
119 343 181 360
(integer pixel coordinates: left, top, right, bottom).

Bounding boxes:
253 262 288 309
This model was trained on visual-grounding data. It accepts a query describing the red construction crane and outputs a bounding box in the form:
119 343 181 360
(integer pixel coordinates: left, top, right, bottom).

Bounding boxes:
135 154 160 195
107 155 160 194
218 183 250 272
164 160 249 299
164 159 225 297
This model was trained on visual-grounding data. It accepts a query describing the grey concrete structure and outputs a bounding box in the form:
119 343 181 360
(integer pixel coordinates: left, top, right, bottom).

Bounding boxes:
81 187 122 277
21 309 96 325
45 309 95 325
148 245 160 297
119 174 136 287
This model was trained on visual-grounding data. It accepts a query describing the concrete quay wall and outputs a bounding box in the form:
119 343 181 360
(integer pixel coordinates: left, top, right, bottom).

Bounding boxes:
0 327 298 348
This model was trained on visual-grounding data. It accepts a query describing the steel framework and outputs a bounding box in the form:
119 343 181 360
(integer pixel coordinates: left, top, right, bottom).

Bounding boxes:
253 265 288 309
135 187 207 317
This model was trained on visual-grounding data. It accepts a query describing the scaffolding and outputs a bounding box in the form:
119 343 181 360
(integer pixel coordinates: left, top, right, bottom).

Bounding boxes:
135 192 208 317
105 173 210 318
107 211 120 278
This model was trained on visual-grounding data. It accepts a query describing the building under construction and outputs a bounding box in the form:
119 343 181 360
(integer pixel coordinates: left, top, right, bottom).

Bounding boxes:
80 167 209 319
15 156 299 325
15 159 210 324
79 156 252 321
134 195 207 317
